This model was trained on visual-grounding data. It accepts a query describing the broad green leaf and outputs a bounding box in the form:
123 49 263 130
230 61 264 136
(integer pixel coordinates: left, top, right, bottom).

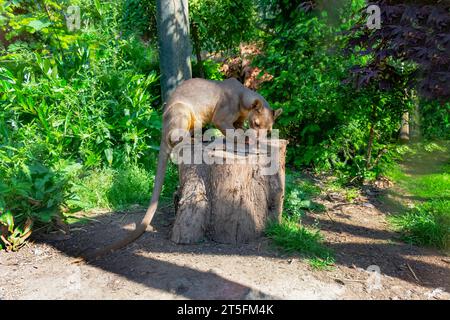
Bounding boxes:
27 20 51 31
0 211 14 233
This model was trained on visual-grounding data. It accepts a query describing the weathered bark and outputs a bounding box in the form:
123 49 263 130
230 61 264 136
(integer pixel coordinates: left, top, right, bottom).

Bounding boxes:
411 107 421 141
410 93 421 141
399 112 410 143
171 140 288 244
156 0 192 103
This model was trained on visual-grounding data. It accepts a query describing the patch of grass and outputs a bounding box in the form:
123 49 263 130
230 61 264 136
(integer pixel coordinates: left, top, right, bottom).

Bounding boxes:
68 168 116 211
390 141 449 160
385 141 450 251
343 187 360 202
406 173 450 199
68 164 155 211
324 180 360 203
386 165 450 200
267 171 333 269
160 163 179 202
384 164 406 183
308 256 336 270
266 217 334 269
107 165 155 208
389 200 450 249
64 215 96 225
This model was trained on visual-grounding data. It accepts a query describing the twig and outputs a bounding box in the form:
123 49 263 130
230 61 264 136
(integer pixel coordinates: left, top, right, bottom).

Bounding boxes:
325 211 335 223
329 276 366 283
406 263 420 282
119 212 129 222
370 148 389 169
70 257 86 264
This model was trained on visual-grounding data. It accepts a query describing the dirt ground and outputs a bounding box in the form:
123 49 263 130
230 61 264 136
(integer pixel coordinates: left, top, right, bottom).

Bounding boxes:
1 182 449 300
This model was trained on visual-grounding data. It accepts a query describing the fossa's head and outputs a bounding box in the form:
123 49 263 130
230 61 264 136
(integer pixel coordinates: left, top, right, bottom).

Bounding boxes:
248 99 282 133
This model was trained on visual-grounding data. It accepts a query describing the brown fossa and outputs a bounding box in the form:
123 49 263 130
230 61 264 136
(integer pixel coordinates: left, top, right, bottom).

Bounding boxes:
83 78 282 260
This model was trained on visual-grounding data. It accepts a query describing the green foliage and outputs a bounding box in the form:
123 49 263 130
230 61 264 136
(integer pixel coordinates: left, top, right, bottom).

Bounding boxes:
385 142 450 250
114 0 257 75
192 59 224 80
390 200 450 250
0 138 72 234
266 217 334 269
0 0 69 49
68 164 154 211
189 0 257 52
266 171 333 269
68 168 115 211
0 0 162 247
255 1 415 181
322 179 360 203
284 173 324 219
420 100 450 140
0 210 32 251
120 0 156 40
108 165 154 208
66 162 179 212
160 163 179 201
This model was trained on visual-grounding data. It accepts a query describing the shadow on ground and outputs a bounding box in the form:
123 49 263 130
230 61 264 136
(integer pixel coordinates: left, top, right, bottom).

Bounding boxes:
33 198 450 299
33 208 279 299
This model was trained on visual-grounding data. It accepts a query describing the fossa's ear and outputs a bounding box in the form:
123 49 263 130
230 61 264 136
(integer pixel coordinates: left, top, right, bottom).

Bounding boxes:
273 108 283 120
252 99 264 112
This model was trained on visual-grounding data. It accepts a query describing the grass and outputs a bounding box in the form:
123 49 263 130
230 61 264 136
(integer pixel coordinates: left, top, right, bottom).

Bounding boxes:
65 161 180 219
323 180 360 202
68 168 116 211
67 163 154 212
266 217 334 269
385 141 450 251
266 171 334 269
390 200 449 249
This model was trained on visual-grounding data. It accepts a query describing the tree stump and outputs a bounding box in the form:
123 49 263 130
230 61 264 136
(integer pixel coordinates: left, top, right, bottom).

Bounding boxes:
171 139 288 244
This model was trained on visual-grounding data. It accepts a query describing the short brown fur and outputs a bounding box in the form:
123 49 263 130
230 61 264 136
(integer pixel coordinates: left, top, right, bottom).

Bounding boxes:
83 78 282 260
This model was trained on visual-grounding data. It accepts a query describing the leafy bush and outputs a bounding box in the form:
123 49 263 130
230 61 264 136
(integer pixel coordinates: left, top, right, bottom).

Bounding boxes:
0 0 162 248
0 211 32 251
68 164 154 211
192 59 224 80
189 0 256 52
121 0 157 40
420 101 450 140
283 173 324 219
255 1 414 181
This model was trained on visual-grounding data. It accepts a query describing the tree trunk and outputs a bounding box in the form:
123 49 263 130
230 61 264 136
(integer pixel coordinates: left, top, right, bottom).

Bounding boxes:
366 105 377 169
399 112 410 143
171 140 288 244
366 124 375 169
410 93 421 141
156 0 192 103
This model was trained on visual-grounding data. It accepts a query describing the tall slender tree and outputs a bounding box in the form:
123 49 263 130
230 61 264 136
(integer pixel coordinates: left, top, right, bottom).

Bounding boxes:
156 0 192 103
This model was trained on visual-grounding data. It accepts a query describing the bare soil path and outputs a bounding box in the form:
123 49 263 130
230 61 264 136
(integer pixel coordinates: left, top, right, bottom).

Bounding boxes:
1 191 449 300
1 147 449 300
